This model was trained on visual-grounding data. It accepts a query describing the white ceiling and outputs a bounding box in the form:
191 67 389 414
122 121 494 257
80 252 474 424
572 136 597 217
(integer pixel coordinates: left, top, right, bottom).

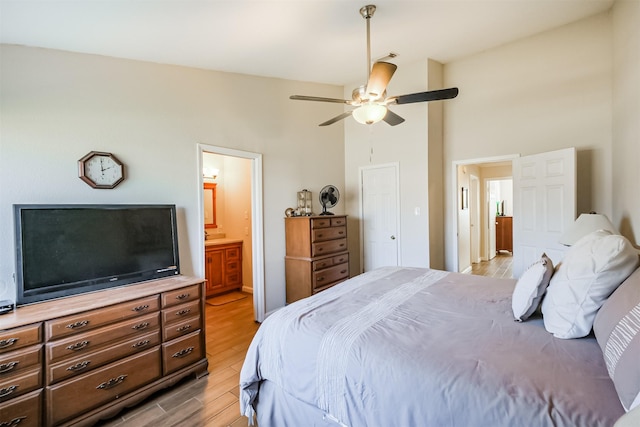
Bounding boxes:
0 0 614 86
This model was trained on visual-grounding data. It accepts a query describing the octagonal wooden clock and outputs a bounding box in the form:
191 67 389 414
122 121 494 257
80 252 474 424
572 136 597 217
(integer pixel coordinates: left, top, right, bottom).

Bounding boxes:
78 151 125 189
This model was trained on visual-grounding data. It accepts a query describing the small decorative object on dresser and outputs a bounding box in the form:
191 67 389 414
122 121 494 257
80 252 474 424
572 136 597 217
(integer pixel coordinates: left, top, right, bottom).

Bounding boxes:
78 151 125 189
285 215 349 303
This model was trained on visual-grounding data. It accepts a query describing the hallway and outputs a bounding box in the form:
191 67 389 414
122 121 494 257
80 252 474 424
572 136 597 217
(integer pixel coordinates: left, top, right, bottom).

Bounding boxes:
469 252 513 279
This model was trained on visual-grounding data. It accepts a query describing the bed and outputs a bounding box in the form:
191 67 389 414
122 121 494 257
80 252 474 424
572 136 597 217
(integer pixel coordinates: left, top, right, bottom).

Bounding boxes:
240 231 640 427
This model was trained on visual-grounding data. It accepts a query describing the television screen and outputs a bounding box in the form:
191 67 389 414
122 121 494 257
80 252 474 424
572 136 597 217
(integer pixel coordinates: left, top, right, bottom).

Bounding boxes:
14 204 180 305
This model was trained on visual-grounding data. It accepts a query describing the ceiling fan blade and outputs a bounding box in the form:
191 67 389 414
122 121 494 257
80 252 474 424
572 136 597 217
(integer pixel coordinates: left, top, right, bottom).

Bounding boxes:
366 61 397 100
391 87 459 105
290 95 352 104
383 109 405 126
319 111 353 126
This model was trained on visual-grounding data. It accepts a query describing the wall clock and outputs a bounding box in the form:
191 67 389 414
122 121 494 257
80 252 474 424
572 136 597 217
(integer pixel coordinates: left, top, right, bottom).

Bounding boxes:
78 151 125 189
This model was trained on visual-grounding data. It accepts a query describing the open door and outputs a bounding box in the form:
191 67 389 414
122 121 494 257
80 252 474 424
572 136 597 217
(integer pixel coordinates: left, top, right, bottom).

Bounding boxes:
512 147 576 278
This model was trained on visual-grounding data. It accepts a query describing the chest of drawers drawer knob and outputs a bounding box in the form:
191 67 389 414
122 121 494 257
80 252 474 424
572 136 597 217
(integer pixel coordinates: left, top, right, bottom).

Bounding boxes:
0 384 18 398
66 320 89 330
96 374 127 390
66 361 91 372
132 304 150 312
177 325 192 333
0 361 18 374
132 340 151 349
172 346 194 358
1 415 27 427
66 341 90 351
175 309 191 316
132 322 150 331
176 293 190 301
0 338 18 349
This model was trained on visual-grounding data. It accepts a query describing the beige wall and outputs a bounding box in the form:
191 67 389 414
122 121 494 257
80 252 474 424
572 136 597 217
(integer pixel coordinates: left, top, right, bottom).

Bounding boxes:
0 45 345 312
442 12 614 271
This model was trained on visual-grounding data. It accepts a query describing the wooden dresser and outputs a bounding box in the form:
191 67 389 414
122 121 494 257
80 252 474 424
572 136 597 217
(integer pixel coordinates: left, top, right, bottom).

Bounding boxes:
0 276 207 427
204 240 243 297
496 216 513 253
285 215 349 304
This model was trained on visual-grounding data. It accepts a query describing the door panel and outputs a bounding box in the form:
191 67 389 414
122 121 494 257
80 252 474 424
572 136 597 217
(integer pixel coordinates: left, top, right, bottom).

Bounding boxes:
361 165 399 272
513 148 576 277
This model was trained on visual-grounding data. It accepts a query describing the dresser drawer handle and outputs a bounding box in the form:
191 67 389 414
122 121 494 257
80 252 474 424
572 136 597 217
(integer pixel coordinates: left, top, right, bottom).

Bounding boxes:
0 385 17 398
341 270 347 274
67 360 91 372
0 338 18 349
176 309 191 316
172 346 194 358
132 340 150 348
96 374 127 390
317 233 324 238
317 277 325 282
338 231 344 235
66 320 89 329
339 243 345 247
67 340 90 351
132 304 150 312
132 322 150 330
177 325 192 333
0 361 18 374
176 293 190 300
0 415 27 427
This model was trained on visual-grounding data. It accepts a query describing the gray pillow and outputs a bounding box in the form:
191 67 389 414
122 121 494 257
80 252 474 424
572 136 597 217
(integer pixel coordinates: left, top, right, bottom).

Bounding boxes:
594 265 640 412
512 253 554 321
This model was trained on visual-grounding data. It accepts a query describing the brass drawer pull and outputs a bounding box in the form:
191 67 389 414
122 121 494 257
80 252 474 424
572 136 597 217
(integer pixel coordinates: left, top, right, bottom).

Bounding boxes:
97 374 127 390
339 243 345 247
132 322 150 330
132 340 150 348
67 361 91 372
317 277 325 282
177 325 192 332
132 304 150 312
172 346 194 358
341 270 347 274
66 320 89 329
176 293 190 300
317 233 324 238
0 385 18 398
0 361 18 374
0 415 27 427
0 338 18 349
67 340 90 351
176 309 191 316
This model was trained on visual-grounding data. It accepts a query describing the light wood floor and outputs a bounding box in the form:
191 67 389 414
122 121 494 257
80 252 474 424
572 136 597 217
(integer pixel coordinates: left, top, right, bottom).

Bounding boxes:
469 251 513 278
97 293 259 427
96 257 511 426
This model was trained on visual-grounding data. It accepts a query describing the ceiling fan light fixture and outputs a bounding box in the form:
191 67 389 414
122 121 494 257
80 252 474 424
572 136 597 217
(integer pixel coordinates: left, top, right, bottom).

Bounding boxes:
352 103 387 125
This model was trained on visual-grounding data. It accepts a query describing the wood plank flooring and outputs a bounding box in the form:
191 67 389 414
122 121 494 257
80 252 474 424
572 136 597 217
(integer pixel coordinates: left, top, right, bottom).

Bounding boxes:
96 256 511 426
96 293 259 427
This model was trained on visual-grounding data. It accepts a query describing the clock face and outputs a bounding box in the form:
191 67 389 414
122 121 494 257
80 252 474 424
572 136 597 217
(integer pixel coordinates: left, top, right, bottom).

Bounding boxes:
79 151 125 189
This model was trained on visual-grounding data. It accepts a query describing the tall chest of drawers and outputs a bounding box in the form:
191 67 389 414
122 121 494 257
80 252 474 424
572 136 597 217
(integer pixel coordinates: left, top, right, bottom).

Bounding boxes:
285 215 349 304
0 276 208 427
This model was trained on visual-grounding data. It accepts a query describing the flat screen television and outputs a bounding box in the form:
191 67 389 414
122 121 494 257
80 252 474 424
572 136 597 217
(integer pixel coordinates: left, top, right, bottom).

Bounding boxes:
14 204 180 305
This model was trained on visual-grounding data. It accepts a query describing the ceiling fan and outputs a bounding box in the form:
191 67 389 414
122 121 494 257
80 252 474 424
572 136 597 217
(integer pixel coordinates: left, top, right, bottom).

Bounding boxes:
290 5 459 127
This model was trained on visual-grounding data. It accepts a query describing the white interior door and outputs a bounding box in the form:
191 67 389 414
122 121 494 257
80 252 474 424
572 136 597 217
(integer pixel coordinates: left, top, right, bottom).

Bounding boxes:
513 147 576 277
470 175 480 264
361 164 399 272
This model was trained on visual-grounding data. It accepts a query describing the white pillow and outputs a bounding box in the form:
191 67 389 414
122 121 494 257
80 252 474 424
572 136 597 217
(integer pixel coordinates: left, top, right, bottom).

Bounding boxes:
542 230 640 339
512 253 554 321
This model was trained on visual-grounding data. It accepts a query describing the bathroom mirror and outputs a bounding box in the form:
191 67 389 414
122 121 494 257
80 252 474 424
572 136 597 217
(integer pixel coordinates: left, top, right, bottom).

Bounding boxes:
204 183 217 229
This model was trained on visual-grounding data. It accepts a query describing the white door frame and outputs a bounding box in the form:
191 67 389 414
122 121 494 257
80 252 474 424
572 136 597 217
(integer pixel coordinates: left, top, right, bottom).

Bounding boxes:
452 154 518 274
359 162 401 273
470 174 480 264
198 144 265 323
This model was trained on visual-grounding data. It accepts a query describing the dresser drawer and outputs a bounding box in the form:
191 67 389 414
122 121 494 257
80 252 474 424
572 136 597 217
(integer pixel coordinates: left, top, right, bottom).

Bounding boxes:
162 300 201 326
331 217 347 227
313 256 334 271
312 226 346 242
313 262 349 291
311 218 332 229
162 284 201 308
162 331 203 375
48 330 161 384
0 323 42 354
47 347 162 426
0 366 41 403
332 253 349 265
0 388 42 427
226 246 241 260
47 312 160 362
163 316 201 341
46 296 159 340
0 345 42 378
312 238 347 257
